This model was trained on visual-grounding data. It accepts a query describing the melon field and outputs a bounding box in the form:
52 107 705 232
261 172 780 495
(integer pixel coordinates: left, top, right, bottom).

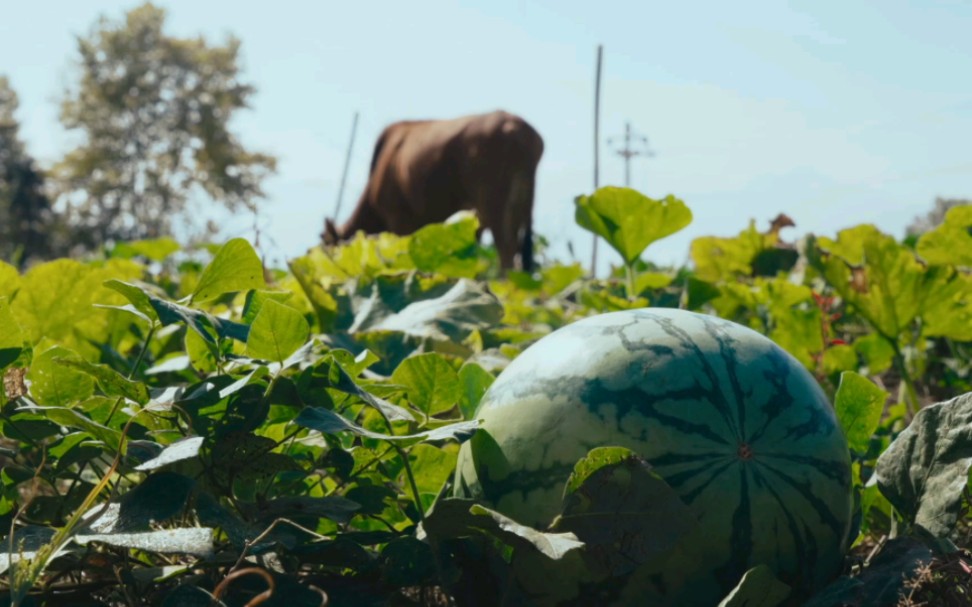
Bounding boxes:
2 187 972 606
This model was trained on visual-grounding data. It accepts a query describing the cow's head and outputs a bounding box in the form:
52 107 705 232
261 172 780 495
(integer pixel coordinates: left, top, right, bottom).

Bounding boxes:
321 218 341 246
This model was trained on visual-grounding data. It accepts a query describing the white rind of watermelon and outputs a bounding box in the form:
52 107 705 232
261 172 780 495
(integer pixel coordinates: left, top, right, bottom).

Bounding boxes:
453 308 853 603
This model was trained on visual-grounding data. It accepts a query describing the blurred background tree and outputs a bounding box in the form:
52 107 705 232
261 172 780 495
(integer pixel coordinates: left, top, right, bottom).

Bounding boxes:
0 76 63 268
907 197 972 237
54 2 276 249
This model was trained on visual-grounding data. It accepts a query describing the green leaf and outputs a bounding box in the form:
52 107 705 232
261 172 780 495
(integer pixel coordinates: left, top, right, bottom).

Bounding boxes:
691 221 771 282
27 346 95 408
575 187 692 265
111 237 181 262
103 280 160 324
21 405 121 450
854 334 895 374
875 392 972 538
405 444 458 495
329 361 415 422
54 358 150 405
241 289 295 325
633 271 673 294
185 328 218 373
813 226 927 339
245 299 310 363
408 213 484 277
0 297 24 369
294 406 479 446
834 371 887 453
391 353 462 417
916 204 972 267
0 260 21 300
551 447 696 578
717 565 791 607
190 238 266 304
458 362 494 420
149 295 249 344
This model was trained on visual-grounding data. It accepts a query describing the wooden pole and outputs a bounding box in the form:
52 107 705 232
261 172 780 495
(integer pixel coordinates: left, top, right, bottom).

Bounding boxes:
333 111 359 220
591 45 603 276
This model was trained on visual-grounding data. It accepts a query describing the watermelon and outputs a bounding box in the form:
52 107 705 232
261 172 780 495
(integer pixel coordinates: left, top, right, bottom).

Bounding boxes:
453 308 853 604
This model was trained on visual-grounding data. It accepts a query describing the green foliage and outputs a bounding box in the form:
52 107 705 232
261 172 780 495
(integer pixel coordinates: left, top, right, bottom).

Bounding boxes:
3 188 972 606
54 2 276 248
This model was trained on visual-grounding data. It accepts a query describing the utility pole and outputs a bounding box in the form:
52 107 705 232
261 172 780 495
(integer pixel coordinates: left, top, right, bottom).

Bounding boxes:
607 122 654 187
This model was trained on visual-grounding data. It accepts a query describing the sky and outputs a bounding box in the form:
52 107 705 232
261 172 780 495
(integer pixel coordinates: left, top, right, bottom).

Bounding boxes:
1 0 970 271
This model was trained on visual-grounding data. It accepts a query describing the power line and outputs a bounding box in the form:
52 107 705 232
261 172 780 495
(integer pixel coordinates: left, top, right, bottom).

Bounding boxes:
607 122 654 188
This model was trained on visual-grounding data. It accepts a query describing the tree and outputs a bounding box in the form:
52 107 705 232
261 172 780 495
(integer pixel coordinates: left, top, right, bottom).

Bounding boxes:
0 76 59 268
55 3 276 247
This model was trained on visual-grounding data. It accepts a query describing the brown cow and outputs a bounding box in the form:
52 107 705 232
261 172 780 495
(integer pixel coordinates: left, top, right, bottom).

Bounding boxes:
322 110 544 271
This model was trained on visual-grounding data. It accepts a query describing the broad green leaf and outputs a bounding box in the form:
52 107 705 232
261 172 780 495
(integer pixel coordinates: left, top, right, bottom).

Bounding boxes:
190 238 266 304
916 204 972 267
835 371 887 453
575 187 692 265
54 358 150 405
458 362 494 420
0 297 24 369
408 213 484 277
241 289 295 324
822 344 858 375
469 503 583 560
633 271 674 294
391 353 462 417
111 237 181 262
551 447 696 578
185 327 218 373
920 269 972 341
103 280 160 324
12 259 140 349
294 406 479 446
149 295 249 344
813 226 927 339
246 299 310 363
329 361 414 422
405 443 459 494
690 221 769 282
717 565 791 607
0 260 20 299
854 334 895 374
27 346 95 408
21 405 122 450
875 392 972 538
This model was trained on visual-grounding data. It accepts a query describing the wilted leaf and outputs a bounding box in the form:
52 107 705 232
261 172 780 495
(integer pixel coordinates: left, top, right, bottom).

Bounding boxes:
875 392 972 538
75 528 213 556
835 371 888 453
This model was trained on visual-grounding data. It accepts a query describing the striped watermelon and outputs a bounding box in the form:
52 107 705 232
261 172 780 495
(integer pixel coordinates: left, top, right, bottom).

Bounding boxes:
453 308 853 605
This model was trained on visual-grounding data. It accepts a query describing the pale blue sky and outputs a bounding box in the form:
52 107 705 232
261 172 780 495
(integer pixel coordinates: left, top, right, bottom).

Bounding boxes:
2 1 970 270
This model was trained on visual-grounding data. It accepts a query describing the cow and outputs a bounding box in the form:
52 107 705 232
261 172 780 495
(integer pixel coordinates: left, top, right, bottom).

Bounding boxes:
322 110 544 271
